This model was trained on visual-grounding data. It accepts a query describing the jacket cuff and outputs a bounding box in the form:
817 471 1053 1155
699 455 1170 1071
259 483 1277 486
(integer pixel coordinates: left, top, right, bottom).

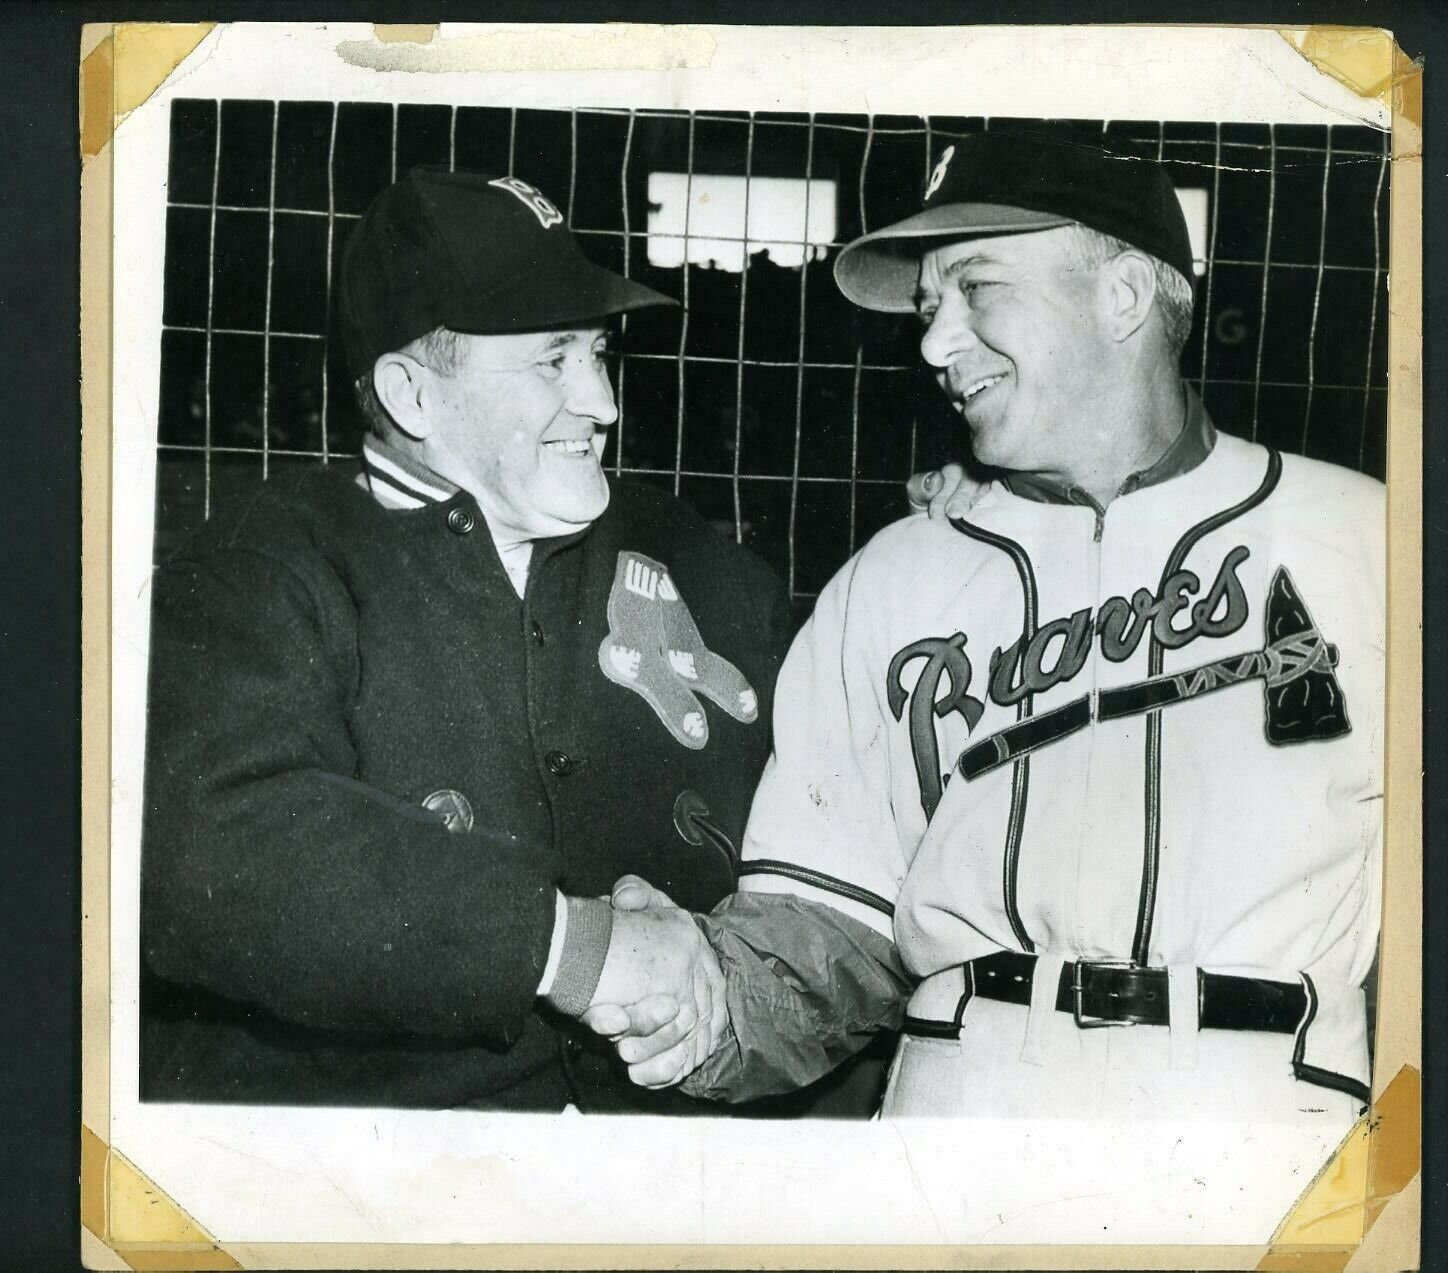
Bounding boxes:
543 896 614 1017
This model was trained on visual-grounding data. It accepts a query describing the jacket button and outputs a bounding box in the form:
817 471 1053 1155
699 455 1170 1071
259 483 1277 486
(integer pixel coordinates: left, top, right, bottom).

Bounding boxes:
421 788 475 833
530 620 546 646
447 506 475 534
672 789 709 845
545 750 575 776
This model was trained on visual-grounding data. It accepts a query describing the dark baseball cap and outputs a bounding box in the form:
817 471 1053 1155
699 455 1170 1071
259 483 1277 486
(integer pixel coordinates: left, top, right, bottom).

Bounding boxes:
339 166 676 377
833 131 1195 312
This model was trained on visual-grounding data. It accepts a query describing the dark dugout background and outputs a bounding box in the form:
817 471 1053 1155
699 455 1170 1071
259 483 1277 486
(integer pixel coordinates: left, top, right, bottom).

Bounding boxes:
155 102 1389 615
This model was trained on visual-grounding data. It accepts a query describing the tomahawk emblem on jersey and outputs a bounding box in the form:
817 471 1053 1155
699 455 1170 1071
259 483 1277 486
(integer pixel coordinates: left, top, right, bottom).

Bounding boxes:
1260 566 1350 743
599 551 759 750
952 562 1350 782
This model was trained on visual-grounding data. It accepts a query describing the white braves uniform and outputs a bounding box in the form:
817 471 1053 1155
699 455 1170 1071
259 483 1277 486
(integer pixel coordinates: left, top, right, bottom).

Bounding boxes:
735 427 1383 1121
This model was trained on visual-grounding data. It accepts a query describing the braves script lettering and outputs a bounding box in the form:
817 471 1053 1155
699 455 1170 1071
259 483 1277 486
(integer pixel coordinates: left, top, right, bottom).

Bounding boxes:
886 634 982 819
889 545 1253 817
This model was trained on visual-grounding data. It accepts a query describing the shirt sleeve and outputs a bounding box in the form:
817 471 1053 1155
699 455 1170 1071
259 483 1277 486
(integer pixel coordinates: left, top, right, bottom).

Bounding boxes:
536 890 570 997
141 541 560 1043
682 892 912 1102
735 548 910 939
540 895 614 1016
677 547 917 1102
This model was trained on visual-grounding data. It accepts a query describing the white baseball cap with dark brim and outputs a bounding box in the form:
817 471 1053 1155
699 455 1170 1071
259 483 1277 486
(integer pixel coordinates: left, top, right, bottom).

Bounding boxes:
833 203 1075 313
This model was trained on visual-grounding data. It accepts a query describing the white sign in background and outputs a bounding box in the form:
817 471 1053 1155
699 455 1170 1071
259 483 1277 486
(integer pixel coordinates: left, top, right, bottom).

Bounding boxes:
108 22 1385 1248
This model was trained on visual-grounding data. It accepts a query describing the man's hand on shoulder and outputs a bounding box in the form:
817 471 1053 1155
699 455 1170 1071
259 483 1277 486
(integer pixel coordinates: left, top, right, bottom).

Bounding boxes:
905 462 987 520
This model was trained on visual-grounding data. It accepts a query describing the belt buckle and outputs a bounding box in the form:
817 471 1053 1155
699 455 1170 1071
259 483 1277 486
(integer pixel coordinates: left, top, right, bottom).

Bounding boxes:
1071 958 1139 1029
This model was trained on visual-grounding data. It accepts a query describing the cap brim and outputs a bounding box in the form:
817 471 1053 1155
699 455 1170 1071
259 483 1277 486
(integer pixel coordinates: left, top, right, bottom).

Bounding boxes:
453 256 678 335
833 203 1074 312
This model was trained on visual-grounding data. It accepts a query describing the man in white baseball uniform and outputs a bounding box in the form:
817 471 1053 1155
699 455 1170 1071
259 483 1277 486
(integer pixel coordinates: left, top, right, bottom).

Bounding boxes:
586 129 1384 1127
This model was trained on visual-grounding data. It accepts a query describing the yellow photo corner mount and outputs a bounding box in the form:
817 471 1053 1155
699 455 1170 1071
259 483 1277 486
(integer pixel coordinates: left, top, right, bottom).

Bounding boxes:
82 1124 243 1270
1276 26 1421 122
1255 1065 1421 1272
80 22 217 161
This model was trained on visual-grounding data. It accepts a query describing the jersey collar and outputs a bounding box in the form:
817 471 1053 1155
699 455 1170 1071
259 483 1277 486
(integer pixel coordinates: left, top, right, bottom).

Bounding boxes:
1001 382 1217 508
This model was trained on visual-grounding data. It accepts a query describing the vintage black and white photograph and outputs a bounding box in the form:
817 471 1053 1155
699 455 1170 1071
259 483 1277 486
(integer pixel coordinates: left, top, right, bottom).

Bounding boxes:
89 21 1416 1259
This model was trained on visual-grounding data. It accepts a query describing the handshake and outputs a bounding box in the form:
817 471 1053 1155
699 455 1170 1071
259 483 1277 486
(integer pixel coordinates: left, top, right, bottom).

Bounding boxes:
576 876 728 1090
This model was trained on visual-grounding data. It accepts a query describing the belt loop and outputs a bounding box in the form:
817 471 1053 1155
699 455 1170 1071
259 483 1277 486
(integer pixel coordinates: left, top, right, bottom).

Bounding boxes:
1167 964 1199 1070
956 960 975 1027
1020 954 1064 1066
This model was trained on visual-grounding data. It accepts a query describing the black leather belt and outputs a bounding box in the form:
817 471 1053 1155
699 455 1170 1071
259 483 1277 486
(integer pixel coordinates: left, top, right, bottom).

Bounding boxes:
903 951 1307 1038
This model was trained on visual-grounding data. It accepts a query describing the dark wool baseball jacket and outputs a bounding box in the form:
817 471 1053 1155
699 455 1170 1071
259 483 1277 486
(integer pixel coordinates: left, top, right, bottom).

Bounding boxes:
140 458 793 1111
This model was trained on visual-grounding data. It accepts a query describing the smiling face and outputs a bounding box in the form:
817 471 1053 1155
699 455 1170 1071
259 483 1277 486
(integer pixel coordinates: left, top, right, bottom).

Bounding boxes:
419 326 617 539
914 227 1117 479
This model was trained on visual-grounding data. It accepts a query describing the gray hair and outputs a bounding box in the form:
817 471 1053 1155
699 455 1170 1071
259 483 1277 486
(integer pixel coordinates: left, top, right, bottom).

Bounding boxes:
352 327 466 436
1064 224 1195 361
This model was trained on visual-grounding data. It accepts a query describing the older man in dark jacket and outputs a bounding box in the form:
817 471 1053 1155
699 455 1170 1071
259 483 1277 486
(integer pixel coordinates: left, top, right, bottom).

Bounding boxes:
139 168 796 1112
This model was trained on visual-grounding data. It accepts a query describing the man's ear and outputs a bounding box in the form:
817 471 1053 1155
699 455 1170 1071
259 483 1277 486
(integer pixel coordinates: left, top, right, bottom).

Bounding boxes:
1102 250 1158 344
373 353 435 441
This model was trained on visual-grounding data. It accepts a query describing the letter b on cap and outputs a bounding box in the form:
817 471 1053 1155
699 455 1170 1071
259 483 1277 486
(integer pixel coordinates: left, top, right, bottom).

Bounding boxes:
924 145 955 201
489 177 564 229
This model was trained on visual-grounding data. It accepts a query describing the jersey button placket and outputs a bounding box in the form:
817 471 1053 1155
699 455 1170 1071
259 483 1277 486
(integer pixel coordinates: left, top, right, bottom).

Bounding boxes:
1077 506 1115 955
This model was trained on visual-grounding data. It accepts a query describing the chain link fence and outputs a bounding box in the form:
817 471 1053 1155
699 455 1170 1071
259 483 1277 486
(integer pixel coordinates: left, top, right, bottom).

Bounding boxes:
156 101 1391 608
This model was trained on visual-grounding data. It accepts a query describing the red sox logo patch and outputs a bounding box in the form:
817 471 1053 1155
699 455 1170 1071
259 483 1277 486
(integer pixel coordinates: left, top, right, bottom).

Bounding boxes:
888 548 1350 819
599 552 759 750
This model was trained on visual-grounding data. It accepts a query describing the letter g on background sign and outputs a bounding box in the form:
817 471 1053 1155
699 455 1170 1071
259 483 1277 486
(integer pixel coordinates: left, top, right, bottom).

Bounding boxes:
1214 306 1247 346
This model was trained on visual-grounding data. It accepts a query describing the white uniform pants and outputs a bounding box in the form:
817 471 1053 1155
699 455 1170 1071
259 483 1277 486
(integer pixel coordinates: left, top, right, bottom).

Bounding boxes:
882 966 1366 1126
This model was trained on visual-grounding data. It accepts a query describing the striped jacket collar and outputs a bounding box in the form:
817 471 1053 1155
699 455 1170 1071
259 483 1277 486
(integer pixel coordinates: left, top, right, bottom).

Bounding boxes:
357 433 542 598
359 434 461 510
